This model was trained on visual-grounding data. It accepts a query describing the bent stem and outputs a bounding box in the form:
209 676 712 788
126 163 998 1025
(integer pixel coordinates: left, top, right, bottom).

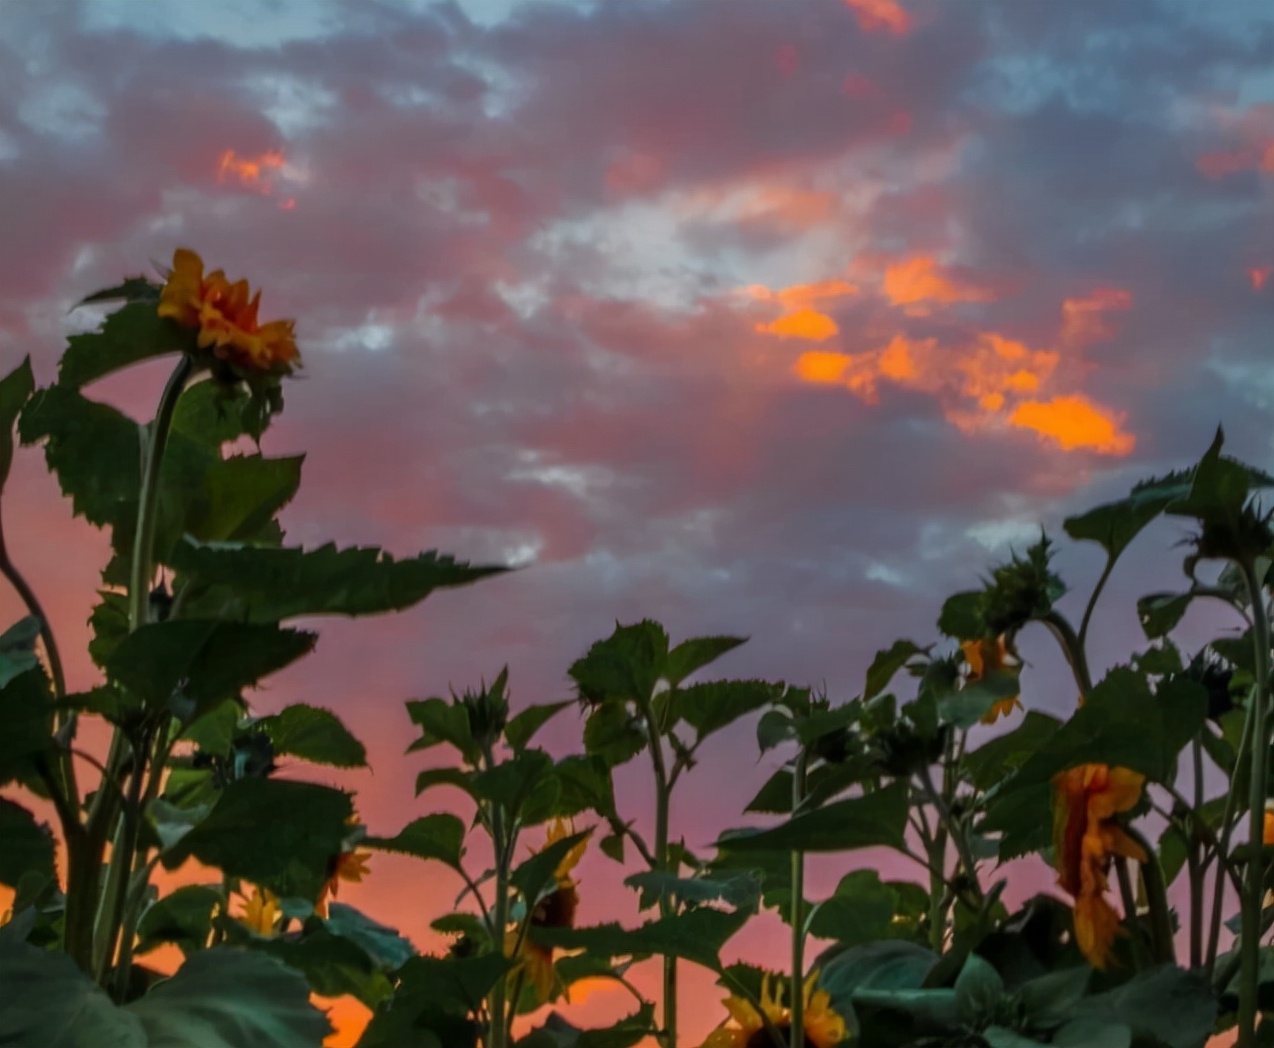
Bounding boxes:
1040 610 1094 697
1236 559 1271 1048
76 355 193 983
0 509 82 841
789 751 807 1048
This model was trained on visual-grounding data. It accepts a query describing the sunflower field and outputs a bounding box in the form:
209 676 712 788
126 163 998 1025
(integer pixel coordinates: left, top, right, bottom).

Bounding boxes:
0 254 1271 1048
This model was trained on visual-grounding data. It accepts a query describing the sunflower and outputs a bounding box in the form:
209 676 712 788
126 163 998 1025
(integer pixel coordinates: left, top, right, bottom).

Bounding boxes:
237 885 281 938
702 970 848 1048
506 818 589 1004
1052 763 1147 968
961 634 1023 724
316 848 371 918
158 248 299 375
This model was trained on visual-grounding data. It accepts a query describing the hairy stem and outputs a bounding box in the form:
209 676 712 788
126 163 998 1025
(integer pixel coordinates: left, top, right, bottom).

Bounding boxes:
918 763 981 903
485 746 511 1048
1236 561 1271 1048
1205 700 1252 972
1040 610 1093 697
638 695 676 1048
76 356 192 987
1114 858 1143 968
95 728 151 986
1188 739 1204 969
1077 553 1116 653
789 752 807 1048
1126 825 1175 966
111 724 174 996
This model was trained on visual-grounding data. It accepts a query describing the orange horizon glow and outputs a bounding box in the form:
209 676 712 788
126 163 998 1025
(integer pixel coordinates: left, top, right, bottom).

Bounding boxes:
844 0 913 35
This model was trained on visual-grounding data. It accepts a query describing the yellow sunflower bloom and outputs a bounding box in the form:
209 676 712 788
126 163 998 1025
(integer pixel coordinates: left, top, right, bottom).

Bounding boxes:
316 848 371 918
506 818 590 1005
238 886 281 938
1052 763 1147 969
962 635 1023 724
701 970 847 1048
158 248 299 374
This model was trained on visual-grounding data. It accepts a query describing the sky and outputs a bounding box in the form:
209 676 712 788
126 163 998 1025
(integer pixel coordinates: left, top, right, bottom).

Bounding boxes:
2 0 1273 1042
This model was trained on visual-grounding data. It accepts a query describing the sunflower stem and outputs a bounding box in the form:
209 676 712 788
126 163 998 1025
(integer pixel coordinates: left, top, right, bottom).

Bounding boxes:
485 744 511 1048
1040 610 1093 698
638 691 676 1048
789 750 807 1048
73 356 192 983
1126 825 1175 966
1236 558 1271 1048
919 763 981 904
1187 737 1205 969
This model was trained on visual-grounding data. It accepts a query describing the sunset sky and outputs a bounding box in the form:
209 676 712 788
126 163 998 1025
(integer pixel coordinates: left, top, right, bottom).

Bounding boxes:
2 0 1273 1042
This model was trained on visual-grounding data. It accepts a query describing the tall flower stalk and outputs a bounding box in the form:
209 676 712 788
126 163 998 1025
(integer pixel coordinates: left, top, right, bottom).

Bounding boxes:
1236 556 1271 1048
66 248 299 987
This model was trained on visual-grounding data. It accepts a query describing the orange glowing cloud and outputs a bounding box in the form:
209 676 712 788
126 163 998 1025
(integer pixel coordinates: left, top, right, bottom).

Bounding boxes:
1008 396 1135 455
745 278 858 342
882 256 996 315
779 278 1135 455
759 307 840 341
217 148 285 190
1249 266 1271 291
793 332 1057 410
844 0 913 35
1061 287 1133 346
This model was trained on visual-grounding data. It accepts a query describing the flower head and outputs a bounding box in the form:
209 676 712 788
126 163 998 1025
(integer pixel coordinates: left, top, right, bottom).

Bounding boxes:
316 848 371 918
158 248 299 375
237 885 281 938
701 970 847 1048
961 634 1023 724
506 818 590 1005
1052 763 1147 968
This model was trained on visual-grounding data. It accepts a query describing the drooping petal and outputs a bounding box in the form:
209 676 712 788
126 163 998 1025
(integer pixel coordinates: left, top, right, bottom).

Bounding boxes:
1074 890 1122 969
802 971 849 1046
980 695 1023 725
1052 766 1090 896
